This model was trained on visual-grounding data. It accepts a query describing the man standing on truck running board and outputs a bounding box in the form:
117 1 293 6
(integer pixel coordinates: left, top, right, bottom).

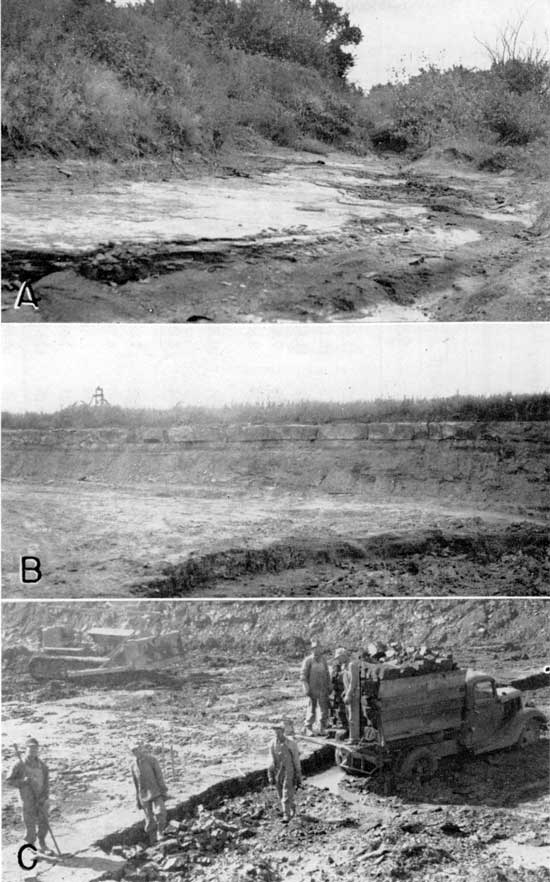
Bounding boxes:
330 647 350 736
130 743 169 844
300 640 331 736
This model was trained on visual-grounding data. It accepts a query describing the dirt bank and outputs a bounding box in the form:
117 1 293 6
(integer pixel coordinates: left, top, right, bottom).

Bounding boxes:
2 600 549 882
3 421 548 598
2 150 548 322
4 420 549 509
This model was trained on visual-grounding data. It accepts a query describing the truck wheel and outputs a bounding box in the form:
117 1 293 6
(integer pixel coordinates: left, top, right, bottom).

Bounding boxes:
516 720 545 749
399 747 438 782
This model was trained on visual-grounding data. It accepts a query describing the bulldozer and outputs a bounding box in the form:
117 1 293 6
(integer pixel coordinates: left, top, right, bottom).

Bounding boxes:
28 626 185 688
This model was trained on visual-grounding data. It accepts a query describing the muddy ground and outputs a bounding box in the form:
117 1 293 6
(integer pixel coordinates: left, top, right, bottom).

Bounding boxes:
3 484 548 598
2 149 549 322
2 599 549 882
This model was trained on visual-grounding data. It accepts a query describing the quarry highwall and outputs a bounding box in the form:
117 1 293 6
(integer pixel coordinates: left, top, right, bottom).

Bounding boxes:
2 421 549 510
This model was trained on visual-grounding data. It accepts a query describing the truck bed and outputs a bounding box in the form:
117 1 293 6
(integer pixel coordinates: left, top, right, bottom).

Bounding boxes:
375 670 466 743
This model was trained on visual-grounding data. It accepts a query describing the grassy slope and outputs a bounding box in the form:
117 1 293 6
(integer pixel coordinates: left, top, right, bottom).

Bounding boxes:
1 0 369 160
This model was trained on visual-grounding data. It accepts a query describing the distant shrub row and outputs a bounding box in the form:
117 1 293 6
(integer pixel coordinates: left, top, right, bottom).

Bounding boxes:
3 394 549 429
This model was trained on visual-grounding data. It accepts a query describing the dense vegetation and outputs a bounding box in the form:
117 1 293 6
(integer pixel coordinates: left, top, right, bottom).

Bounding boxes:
1 0 369 158
363 29 550 170
3 393 549 429
2 2 548 168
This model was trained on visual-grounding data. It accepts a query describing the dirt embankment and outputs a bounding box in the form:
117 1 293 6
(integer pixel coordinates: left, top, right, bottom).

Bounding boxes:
3 599 548 666
3 420 549 511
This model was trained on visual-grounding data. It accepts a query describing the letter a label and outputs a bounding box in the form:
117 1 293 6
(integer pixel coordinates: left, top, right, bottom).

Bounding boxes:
14 281 40 310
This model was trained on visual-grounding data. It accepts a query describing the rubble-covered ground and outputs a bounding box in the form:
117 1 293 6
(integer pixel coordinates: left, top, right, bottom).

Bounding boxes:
107 755 550 882
2 599 549 881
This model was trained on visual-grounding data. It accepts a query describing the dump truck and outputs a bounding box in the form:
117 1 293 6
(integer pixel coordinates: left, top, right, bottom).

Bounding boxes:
28 627 185 687
334 656 548 781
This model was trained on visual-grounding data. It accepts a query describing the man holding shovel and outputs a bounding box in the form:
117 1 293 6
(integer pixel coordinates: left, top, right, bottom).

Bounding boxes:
7 738 54 855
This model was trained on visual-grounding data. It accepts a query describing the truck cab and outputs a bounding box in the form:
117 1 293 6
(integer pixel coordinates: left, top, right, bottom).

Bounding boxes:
462 672 539 754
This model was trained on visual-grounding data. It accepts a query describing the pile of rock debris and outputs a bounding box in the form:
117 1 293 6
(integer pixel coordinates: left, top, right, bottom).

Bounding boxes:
360 642 458 680
112 801 274 881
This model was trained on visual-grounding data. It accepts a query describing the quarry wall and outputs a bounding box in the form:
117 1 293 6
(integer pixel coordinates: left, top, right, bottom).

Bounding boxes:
3 421 549 510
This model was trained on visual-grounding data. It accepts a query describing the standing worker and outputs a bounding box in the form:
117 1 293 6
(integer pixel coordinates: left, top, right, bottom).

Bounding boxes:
7 737 53 854
130 744 169 844
343 656 361 742
330 647 350 736
268 721 302 823
300 640 331 736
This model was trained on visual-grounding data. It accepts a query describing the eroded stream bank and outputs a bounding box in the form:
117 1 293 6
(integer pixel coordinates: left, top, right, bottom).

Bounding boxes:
3 150 548 322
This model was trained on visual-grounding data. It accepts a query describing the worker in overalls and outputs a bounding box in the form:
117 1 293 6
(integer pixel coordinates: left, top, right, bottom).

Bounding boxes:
267 721 302 823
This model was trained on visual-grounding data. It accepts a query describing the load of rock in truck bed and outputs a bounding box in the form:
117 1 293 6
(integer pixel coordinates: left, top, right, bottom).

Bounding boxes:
360 642 457 680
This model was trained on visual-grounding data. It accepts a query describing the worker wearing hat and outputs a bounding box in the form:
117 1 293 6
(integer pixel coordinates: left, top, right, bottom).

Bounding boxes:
300 640 331 736
330 648 350 736
7 737 52 854
267 721 302 823
130 743 168 844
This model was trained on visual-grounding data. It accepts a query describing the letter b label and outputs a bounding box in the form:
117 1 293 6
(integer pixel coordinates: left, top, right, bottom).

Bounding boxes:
20 556 42 583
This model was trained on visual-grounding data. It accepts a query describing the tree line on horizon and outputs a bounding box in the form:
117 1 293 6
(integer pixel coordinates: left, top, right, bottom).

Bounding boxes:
2 393 549 429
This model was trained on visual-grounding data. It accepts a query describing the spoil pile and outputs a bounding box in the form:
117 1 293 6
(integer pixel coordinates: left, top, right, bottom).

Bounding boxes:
113 802 264 881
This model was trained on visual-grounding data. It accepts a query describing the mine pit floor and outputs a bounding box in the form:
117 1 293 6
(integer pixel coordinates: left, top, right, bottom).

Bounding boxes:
2 650 549 882
3 484 547 598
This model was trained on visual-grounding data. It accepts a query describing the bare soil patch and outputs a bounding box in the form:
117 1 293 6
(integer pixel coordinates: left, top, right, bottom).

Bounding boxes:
3 150 548 322
3 483 547 598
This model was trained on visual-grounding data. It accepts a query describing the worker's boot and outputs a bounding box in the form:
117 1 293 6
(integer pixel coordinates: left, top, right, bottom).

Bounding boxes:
38 840 54 856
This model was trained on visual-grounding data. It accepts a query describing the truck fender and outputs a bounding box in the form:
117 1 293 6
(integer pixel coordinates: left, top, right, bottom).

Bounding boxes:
513 710 548 749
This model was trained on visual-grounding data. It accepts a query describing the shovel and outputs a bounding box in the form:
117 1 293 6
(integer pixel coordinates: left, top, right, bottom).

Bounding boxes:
12 744 66 858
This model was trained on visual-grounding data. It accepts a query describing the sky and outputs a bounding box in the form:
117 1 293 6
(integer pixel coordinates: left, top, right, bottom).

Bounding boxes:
342 0 549 88
2 324 549 413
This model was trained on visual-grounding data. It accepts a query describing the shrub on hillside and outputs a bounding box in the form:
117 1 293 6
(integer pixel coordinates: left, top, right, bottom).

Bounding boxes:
483 85 550 145
362 57 550 159
1 0 366 158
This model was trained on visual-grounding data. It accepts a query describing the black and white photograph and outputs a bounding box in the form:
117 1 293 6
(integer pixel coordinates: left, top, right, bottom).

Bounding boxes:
2 598 549 882
1 0 549 880
2 323 549 599
2 0 549 322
